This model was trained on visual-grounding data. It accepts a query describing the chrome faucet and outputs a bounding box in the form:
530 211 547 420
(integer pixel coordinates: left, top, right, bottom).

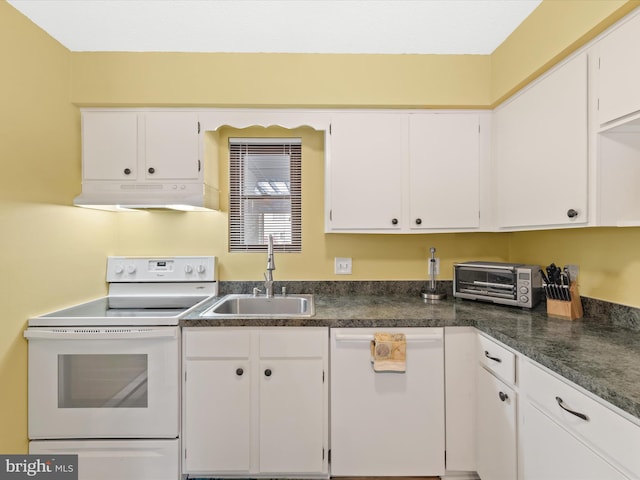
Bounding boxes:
264 234 276 298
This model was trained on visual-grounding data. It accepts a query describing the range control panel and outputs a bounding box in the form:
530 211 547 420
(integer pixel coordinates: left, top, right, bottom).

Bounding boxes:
106 256 217 282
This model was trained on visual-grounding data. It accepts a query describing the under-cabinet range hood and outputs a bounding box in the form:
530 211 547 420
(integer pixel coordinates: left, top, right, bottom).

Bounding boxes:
73 183 219 212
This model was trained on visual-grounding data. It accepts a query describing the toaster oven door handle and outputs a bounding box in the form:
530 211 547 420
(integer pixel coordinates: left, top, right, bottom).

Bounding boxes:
457 264 516 272
470 281 515 290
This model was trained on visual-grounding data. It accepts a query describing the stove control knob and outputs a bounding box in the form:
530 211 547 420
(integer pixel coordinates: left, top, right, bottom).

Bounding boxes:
114 265 124 274
185 264 194 274
127 265 137 274
197 264 206 274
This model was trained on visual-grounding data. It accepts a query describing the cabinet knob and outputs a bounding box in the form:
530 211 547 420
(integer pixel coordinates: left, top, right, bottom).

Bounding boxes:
391 218 399 225
236 368 244 376
499 391 509 402
148 167 155 174
415 218 422 225
567 209 578 219
123 168 131 175
264 368 272 377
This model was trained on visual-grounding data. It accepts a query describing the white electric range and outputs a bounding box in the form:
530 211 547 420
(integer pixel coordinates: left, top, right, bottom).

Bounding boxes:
24 256 218 480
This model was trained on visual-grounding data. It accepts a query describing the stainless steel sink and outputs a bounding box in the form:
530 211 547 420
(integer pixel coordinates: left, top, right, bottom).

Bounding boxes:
200 294 315 317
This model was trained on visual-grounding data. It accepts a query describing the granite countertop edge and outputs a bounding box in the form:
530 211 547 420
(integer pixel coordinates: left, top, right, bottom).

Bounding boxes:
181 293 640 423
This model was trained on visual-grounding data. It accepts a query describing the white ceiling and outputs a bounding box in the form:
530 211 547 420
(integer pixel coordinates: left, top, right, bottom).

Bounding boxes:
8 0 542 55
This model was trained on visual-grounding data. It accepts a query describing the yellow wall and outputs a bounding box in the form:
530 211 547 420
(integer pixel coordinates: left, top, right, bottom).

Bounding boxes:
509 228 640 305
491 0 640 105
3 0 640 454
71 52 492 109
0 1 118 453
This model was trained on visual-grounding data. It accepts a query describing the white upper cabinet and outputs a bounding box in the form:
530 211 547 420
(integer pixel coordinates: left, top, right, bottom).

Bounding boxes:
82 111 139 181
409 113 481 230
597 11 640 127
82 111 200 182
143 112 200 180
328 112 406 231
493 52 588 230
326 111 487 233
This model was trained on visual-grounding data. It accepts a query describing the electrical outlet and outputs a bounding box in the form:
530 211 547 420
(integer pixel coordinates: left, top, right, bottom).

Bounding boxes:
335 257 352 275
428 257 440 276
566 264 579 281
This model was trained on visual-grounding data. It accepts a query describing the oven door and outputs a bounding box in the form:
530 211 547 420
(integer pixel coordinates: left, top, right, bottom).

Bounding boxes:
24 326 179 439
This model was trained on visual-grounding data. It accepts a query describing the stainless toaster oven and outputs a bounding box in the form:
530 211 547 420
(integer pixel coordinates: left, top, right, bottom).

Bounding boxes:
453 261 542 308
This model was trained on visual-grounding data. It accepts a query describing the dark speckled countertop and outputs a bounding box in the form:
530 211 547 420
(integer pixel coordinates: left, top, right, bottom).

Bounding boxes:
182 281 640 423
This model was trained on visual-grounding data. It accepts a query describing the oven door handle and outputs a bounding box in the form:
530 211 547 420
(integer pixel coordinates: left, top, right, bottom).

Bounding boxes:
24 328 178 340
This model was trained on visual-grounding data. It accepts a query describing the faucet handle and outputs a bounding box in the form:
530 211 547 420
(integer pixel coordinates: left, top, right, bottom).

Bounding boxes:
252 287 262 297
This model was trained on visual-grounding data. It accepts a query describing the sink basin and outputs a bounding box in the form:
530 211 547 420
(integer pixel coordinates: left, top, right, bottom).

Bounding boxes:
201 294 315 317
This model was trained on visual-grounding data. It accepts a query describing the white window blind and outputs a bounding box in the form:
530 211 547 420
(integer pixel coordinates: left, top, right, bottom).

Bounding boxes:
229 138 302 252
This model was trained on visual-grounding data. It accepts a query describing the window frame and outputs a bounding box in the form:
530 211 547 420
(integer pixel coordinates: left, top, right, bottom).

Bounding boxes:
228 137 302 253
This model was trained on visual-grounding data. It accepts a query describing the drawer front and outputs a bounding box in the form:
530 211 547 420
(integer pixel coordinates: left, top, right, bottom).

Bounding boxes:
184 328 252 358
260 328 327 358
477 334 516 385
523 360 640 478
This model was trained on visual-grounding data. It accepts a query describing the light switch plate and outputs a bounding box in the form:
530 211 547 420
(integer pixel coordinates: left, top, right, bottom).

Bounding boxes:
335 257 352 275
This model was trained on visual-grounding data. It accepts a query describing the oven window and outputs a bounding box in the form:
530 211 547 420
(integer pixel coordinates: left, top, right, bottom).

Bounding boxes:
58 354 148 408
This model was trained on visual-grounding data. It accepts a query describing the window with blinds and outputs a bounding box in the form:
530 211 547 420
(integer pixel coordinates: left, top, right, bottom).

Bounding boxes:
228 138 302 252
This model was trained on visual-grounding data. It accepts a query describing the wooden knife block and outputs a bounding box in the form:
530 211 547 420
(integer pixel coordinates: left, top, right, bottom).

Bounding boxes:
546 282 583 320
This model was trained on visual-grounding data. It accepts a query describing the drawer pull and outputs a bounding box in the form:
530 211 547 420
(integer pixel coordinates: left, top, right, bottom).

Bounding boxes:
484 350 502 363
555 396 589 421
499 391 509 402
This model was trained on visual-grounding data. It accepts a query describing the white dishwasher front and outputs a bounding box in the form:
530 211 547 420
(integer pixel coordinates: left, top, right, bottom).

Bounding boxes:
330 327 445 476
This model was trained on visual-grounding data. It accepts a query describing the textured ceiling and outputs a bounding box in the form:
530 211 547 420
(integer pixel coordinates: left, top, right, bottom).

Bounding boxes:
8 0 542 54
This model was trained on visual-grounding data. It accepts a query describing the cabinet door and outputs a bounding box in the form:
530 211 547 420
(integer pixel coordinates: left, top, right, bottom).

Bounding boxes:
476 366 517 480
82 111 139 180
144 112 200 180
259 358 325 474
444 327 477 471
522 401 629 480
409 113 480 229
183 359 251 474
598 13 640 125
493 53 588 229
329 112 405 230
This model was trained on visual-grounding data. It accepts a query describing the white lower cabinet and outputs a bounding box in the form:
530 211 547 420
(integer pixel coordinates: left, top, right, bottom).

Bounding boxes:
522 401 628 480
521 360 640 480
476 362 517 480
444 327 477 473
182 327 329 478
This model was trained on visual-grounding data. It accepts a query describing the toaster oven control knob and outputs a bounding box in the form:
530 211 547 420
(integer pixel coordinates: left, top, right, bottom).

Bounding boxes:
197 264 206 274
184 264 194 274
520 295 529 303
519 286 529 294
126 265 137 274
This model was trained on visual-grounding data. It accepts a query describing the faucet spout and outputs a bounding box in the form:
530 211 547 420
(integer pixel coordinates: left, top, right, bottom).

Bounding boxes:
264 234 276 297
